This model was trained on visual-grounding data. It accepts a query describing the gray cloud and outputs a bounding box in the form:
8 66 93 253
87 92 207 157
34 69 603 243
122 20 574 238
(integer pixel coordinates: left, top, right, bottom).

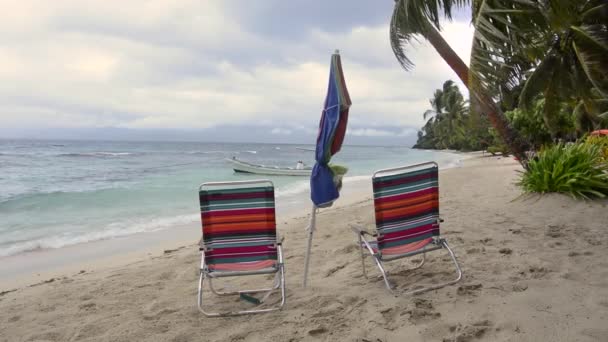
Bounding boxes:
223 1 395 39
0 0 473 144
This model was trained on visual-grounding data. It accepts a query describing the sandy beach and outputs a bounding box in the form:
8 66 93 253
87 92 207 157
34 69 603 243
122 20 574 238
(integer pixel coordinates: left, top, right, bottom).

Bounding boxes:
1 155 607 342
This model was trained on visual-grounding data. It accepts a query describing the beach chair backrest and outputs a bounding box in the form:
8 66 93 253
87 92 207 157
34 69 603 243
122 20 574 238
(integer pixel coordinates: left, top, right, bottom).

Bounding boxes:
199 180 278 267
372 162 440 251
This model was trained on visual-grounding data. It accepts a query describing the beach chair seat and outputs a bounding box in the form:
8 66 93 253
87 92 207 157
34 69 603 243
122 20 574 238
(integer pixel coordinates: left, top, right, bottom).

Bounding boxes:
197 180 286 316
351 162 462 294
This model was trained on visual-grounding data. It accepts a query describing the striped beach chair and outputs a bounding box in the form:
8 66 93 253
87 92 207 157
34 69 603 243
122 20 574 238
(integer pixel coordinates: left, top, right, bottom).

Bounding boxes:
197 180 286 316
351 162 462 293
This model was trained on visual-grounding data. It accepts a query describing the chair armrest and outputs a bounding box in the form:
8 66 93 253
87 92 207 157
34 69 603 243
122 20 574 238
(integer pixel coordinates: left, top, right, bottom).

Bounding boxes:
276 235 285 245
350 223 376 237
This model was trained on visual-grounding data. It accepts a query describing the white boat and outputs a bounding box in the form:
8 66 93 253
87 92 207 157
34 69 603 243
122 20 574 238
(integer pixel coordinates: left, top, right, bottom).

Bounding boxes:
227 157 312 176
295 147 315 152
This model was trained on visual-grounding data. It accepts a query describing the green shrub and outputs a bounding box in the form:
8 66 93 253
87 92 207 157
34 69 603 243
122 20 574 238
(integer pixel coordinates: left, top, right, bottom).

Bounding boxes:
329 164 348 177
584 135 608 163
518 143 608 199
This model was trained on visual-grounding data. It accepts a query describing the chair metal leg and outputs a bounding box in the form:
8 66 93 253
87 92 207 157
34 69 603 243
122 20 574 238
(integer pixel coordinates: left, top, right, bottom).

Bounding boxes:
402 239 462 296
197 272 221 317
358 234 368 278
357 238 462 295
197 245 286 317
352 228 459 294
277 245 286 310
372 255 394 292
411 252 426 270
354 231 394 291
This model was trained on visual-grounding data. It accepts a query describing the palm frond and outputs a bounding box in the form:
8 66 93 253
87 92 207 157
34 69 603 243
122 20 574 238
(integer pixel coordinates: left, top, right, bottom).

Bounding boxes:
390 0 471 71
581 1 608 23
517 54 558 112
571 24 608 98
423 109 438 120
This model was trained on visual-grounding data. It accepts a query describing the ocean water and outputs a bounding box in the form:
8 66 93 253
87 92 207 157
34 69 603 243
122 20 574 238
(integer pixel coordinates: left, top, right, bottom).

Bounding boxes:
0 139 463 257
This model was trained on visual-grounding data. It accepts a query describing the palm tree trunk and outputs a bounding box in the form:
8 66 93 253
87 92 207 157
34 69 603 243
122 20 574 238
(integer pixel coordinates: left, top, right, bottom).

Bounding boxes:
425 25 529 165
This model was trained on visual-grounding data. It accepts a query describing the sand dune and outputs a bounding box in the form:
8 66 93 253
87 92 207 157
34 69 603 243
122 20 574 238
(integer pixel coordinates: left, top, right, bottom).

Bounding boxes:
1 156 607 341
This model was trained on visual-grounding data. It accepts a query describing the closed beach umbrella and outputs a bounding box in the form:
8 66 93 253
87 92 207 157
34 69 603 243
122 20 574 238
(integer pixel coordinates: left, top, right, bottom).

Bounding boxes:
303 50 351 287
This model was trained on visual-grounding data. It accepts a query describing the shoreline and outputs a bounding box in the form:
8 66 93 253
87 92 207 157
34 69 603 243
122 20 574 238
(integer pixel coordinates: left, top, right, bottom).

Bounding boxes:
0 152 472 290
0 173 373 290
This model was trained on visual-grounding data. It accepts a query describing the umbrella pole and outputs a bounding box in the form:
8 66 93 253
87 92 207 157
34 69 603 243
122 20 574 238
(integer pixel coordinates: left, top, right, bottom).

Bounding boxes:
302 205 317 288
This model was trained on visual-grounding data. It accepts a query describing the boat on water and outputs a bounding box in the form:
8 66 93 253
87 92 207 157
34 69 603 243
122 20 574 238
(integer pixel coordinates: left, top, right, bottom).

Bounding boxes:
227 157 312 176
295 147 315 152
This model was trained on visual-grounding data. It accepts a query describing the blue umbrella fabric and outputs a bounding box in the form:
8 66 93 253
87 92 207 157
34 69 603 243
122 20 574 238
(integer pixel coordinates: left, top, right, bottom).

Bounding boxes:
310 50 352 207
303 50 351 287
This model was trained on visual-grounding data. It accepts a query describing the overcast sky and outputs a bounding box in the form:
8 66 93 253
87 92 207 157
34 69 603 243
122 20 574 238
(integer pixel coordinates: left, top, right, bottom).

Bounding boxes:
0 0 473 145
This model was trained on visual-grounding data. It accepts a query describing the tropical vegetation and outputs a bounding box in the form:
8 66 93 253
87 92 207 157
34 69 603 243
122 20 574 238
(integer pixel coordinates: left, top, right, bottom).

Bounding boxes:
413 80 495 151
518 143 608 199
390 0 530 163
391 0 608 198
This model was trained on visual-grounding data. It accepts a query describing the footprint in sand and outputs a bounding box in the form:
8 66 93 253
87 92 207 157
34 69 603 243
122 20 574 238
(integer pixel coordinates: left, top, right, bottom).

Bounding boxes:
444 320 494 342
452 236 465 244
525 266 550 279
158 271 176 280
308 326 328 336
71 323 107 340
584 235 602 246
466 247 485 254
27 331 63 341
499 248 512 255
324 263 347 277
457 283 482 296
79 294 93 301
78 302 97 311
479 238 492 245
338 244 358 254
141 301 179 321
512 283 528 292
39 304 57 313
405 298 441 324
508 228 522 235
545 224 565 238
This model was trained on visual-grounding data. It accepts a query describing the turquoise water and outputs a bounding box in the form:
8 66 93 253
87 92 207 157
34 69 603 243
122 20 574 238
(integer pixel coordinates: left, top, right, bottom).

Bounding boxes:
0 140 462 257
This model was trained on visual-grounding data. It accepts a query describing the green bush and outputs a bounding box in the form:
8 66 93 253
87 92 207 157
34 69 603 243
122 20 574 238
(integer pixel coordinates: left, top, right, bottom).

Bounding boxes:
584 135 608 163
329 164 348 177
518 143 608 199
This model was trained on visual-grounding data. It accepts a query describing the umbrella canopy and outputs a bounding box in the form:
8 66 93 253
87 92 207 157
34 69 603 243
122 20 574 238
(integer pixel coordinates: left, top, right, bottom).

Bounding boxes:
303 50 351 287
310 50 352 206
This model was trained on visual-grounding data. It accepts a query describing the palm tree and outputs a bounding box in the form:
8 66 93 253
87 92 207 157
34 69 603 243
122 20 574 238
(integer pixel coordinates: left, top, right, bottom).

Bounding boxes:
419 80 469 149
390 0 530 164
470 0 608 134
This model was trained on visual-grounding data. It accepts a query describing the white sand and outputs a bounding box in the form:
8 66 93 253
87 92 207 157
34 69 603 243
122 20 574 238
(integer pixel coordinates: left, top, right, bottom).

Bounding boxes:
1 155 607 342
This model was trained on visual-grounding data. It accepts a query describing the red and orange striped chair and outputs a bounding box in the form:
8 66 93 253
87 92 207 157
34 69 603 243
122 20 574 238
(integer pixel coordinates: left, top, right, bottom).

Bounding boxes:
351 162 462 293
197 179 285 316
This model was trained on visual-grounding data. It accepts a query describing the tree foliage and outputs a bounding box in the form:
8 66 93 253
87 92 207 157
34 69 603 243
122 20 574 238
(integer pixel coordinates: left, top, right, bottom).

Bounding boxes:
390 0 530 163
470 0 608 137
414 80 495 150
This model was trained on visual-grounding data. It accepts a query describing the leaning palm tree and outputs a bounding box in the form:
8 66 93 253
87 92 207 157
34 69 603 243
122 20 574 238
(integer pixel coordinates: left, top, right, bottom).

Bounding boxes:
470 0 608 133
390 0 530 164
